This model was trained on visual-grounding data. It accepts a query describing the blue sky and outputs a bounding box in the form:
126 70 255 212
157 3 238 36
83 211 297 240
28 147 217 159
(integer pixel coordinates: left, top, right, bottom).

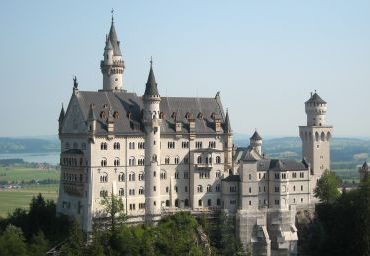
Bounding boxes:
0 1 369 137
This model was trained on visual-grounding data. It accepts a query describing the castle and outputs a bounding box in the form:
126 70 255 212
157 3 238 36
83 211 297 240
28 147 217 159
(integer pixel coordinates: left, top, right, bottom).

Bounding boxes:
57 17 333 255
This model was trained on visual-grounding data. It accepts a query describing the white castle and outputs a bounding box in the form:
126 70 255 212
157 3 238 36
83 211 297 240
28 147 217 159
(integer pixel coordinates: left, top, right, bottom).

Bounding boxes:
57 17 333 255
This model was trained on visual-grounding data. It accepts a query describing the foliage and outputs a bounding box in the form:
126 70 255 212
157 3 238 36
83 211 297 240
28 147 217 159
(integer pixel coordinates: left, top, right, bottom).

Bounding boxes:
99 192 127 234
0 225 28 256
303 180 370 255
314 170 340 203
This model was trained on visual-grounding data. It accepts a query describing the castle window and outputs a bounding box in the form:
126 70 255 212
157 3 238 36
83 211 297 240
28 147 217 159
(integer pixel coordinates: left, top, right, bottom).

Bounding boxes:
301 198 304 203
185 199 189 207
208 199 212 206
168 141 175 149
230 186 237 193
138 142 145 149
160 170 167 180
216 156 221 164
119 188 124 196
184 157 189 164
249 187 252 193
197 112 203 119
100 190 108 197
217 199 221 206
165 157 170 165
139 203 145 209
197 185 203 193
275 200 280 205
138 172 144 181
185 186 188 192
195 142 203 149
175 186 178 192
118 173 125 182
301 185 303 191
216 171 221 178
182 141 189 148
282 173 287 179
174 156 180 164
129 157 136 166
175 172 179 179
152 154 157 162
207 185 212 192
159 112 164 119
139 187 144 195
249 174 252 180
216 185 220 192
129 142 135 149
113 142 120 150
292 172 297 178
129 173 135 181
100 142 107 150
275 173 280 179
113 111 119 119
101 158 107 167
300 172 304 178
166 187 169 193
166 200 170 207
293 186 296 191
81 143 86 150
114 158 120 167
275 187 279 192
138 158 145 166
100 173 108 183
259 186 261 192
209 141 216 148
100 111 106 119
184 172 189 179
153 186 156 192
197 156 202 164
249 201 251 206
198 200 202 206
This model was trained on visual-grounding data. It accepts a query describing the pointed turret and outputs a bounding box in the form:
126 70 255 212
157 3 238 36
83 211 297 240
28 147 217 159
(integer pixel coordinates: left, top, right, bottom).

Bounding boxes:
144 60 160 97
250 130 263 155
101 13 124 91
87 104 96 121
108 18 122 56
224 110 231 133
250 130 262 141
360 161 369 182
58 104 65 122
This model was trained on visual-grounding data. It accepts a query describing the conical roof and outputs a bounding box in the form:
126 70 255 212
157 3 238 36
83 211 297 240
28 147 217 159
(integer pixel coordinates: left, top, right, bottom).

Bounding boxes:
108 21 122 56
362 161 369 171
250 130 262 141
144 61 160 97
58 105 65 122
305 92 327 104
87 104 96 121
224 110 232 133
104 36 113 51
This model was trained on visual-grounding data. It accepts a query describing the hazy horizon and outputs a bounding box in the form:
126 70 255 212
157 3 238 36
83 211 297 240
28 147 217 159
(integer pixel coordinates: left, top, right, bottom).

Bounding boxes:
0 1 369 137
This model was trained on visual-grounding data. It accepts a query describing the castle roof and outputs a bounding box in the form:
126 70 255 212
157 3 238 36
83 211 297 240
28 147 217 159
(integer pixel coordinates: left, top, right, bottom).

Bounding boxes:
144 62 159 97
224 110 231 133
250 130 262 141
72 90 228 135
222 174 240 182
305 92 326 104
362 161 369 171
87 104 96 121
108 20 122 56
58 105 65 122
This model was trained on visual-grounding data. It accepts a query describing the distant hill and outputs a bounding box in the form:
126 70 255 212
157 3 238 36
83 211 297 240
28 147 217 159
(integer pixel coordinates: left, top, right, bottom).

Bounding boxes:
0 137 59 154
235 137 370 166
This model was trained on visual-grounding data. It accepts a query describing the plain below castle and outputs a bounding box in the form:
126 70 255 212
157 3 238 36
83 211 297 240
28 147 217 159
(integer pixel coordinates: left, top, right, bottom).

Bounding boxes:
57 16 333 255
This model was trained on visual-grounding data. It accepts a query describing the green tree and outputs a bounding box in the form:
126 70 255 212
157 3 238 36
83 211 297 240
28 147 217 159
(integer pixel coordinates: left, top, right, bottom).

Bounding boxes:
28 231 49 256
0 225 28 256
100 192 126 234
60 222 85 256
314 170 340 203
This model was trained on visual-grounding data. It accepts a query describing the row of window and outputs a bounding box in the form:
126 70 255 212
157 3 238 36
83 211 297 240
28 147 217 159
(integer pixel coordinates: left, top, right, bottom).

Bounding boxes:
62 157 85 166
100 172 144 183
64 142 86 150
197 184 220 193
63 172 83 182
196 156 222 164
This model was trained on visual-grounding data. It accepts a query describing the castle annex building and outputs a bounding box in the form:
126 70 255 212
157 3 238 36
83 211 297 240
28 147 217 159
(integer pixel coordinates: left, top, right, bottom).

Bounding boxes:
57 17 333 255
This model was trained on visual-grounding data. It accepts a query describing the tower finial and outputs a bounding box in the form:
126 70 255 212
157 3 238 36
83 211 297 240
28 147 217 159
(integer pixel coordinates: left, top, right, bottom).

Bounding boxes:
73 75 78 89
111 8 114 23
150 56 153 67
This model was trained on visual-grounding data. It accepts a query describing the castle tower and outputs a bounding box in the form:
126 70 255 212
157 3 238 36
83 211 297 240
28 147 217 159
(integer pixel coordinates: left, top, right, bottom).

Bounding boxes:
143 60 161 222
299 92 333 192
359 161 369 182
250 130 262 156
100 15 125 91
224 110 233 169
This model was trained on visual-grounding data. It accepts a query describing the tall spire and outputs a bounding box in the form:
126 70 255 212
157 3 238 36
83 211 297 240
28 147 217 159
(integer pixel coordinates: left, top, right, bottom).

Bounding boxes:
224 109 231 133
108 11 122 56
87 104 96 121
58 104 65 122
144 58 160 97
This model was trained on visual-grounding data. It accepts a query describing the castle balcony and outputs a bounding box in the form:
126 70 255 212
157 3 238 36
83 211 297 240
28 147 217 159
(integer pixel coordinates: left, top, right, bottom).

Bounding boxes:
62 181 84 197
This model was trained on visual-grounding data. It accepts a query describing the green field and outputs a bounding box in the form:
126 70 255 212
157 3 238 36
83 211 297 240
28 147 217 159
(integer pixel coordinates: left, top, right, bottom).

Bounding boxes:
0 184 59 217
0 166 59 183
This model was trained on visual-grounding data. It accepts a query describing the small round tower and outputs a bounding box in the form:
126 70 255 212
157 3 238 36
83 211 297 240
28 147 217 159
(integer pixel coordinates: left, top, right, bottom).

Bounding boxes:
305 91 327 126
359 161 369 182
250 130 262 155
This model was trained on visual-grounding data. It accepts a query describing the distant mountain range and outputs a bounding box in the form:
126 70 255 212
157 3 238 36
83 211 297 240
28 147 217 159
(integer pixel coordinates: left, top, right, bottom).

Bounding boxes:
0 137 59 154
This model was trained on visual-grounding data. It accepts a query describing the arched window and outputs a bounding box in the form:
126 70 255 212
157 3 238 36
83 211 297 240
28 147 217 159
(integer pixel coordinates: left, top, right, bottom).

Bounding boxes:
197 156 202 164
101 158 107 167
174 156 180 164
113 142 120 150
129 157 135 166
207 199 212 206
165 156 170 165
197 185 203 193
175 199 179 207
198 199 202 206
100 173 108 183
160 170 167 180
166 200 170 207
326 132 332 141
184 199 189 207
100 142 107 150
119 188 124 196
216 170 221 178
139 187 144 195
152 154 157 162
118 172 125 182
321 132 326 141
315 132 319 142
138 172 144 181
217 198 221 206
114 158 120 167
207 184 212 192
216 156 221 164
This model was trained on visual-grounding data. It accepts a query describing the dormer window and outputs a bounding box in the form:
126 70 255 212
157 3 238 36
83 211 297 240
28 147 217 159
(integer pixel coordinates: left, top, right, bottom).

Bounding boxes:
210 112 215 119
113 111 119 119
159 112 164 119
171 112 177 119
197 112 203 119
100 111 106 119
126 111 132 119
103 104 108 108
